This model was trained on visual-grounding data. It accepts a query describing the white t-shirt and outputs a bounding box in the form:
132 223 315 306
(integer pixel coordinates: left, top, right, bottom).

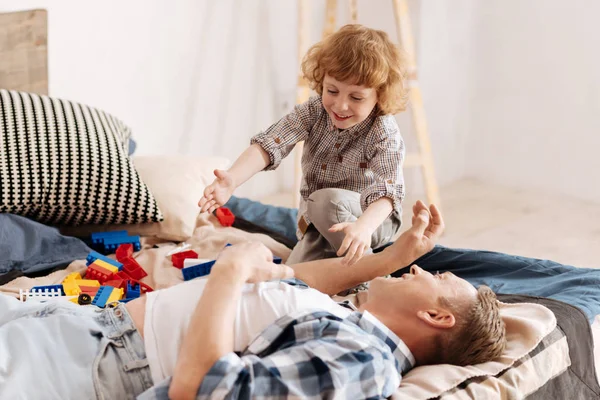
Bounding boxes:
143 279 351 383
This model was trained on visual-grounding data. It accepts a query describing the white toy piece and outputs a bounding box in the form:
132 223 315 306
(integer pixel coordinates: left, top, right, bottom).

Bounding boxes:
19 289 77 303
165 243 192 258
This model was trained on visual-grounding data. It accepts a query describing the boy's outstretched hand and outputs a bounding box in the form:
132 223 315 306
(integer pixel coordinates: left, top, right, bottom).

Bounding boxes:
384 200 444 267
198 169 236 213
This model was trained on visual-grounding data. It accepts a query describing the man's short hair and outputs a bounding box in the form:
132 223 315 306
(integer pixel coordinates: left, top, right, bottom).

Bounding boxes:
433 285 506 366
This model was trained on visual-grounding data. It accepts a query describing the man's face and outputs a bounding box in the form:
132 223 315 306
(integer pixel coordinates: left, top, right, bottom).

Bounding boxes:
321 75 378 130
367 265 477 313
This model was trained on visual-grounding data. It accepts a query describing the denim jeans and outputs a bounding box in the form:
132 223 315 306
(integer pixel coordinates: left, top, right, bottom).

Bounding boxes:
0 294 153 399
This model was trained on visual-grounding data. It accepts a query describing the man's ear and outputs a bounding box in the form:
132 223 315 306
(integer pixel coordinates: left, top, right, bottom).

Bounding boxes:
417 309 456 329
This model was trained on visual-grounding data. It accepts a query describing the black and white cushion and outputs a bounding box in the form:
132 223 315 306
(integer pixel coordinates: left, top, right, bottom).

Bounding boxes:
0 89 163 225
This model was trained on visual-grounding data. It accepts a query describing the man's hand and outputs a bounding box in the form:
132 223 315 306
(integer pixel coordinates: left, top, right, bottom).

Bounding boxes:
212 242 294 283
198 169 236 213
329 221 373 266
383 200 444 267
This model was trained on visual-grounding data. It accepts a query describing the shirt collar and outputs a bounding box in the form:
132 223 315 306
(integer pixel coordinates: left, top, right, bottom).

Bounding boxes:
346 310 415 374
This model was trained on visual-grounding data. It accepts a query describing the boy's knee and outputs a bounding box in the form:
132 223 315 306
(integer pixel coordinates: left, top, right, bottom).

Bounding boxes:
308 188 356 208
307 189 358 226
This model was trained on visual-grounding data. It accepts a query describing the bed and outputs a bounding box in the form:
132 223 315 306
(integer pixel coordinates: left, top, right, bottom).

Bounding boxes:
1 8 599 400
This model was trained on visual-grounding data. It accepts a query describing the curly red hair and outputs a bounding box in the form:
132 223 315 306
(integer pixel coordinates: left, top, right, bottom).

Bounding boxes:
301 24 408 115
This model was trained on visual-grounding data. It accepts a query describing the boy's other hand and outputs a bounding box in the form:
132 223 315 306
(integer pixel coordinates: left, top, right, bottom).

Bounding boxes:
198 169 236 213
329 221 373 266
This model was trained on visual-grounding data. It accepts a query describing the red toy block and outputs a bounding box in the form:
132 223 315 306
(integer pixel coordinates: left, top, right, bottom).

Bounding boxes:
122 258 148 280
215 207 235 227
136 280 154 293
171 250 199 269
85 263 115 284
104 278 126 290
116 244 134 262
79 286 100 297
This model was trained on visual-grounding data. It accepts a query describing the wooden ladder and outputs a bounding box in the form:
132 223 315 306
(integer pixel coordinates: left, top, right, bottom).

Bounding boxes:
293 0 441 209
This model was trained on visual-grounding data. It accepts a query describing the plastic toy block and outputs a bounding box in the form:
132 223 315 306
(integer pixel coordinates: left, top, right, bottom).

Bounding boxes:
20 289 63 302
166 243 192 257
183 258 213 269
91 230 128 246
125 282 141 300
136 280 154 293
62 280 82 296
74 279 100 287
31 285 65 296
62 272 83 283
172 250 199 269
92 286 115 308
182 260 216 281
122 258 147 280
86 251 123 269
93 259 119 274
85 263 115 284
106 287 124 303
79 286 100 297
215 207 235 227
116 244 133 262
103 235 141 253
274 256 282 264
104 278 126 290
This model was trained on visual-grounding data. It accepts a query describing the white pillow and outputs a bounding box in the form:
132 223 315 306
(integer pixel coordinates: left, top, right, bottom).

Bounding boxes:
60 155 230 241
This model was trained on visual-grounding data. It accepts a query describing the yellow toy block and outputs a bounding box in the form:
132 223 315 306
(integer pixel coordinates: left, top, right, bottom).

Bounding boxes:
63 280 82 296
106 288 124 304
74 279 100 287
93 259 119 274
63 272 82 283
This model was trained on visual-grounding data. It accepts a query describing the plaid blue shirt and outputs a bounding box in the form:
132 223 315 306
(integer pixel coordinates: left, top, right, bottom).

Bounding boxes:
138 280 414 399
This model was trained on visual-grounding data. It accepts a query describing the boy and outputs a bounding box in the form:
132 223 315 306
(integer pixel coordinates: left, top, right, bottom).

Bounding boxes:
199 24 407 266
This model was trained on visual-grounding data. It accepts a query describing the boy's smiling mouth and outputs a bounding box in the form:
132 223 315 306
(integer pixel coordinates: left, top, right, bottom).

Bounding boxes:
332 111 353 121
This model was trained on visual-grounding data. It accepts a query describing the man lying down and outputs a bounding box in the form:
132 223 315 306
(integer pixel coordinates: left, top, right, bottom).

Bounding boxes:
0 201 506 400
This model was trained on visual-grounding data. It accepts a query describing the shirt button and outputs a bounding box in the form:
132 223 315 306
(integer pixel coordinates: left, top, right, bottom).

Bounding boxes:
334 143 340 148
387 179 393 184
274 138 281 144
321 164 327 170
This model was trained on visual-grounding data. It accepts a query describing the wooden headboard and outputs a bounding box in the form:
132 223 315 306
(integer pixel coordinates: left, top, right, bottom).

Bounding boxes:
0 9 48 95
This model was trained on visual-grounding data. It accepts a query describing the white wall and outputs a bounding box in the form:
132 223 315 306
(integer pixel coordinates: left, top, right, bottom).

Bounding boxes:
3 1 597 203
466 0 600 203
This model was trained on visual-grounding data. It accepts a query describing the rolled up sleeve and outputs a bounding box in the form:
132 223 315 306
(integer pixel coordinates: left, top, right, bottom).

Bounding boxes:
360 128 405 220
250 96 321 171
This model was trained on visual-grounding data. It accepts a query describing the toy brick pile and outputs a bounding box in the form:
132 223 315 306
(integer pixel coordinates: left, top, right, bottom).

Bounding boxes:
172 243 282 281
29 231 152 307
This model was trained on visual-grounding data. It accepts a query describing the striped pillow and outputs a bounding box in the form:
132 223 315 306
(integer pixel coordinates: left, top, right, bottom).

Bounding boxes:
0 89 163 225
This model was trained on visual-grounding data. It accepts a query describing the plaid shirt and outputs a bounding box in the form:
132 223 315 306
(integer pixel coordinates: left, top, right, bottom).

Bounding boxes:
138 279 414 400
251 96 405 233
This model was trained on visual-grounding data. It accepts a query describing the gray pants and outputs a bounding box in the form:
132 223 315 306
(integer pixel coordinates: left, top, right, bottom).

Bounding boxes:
287 188 400 265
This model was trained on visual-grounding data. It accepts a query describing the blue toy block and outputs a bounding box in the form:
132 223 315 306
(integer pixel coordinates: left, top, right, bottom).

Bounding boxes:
103 235 141 253
182 260 216 281
86 251 123 269
91 231 129 246
274 256 282 264
31 284 65 296
91 286 114 308
125 281 141 300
